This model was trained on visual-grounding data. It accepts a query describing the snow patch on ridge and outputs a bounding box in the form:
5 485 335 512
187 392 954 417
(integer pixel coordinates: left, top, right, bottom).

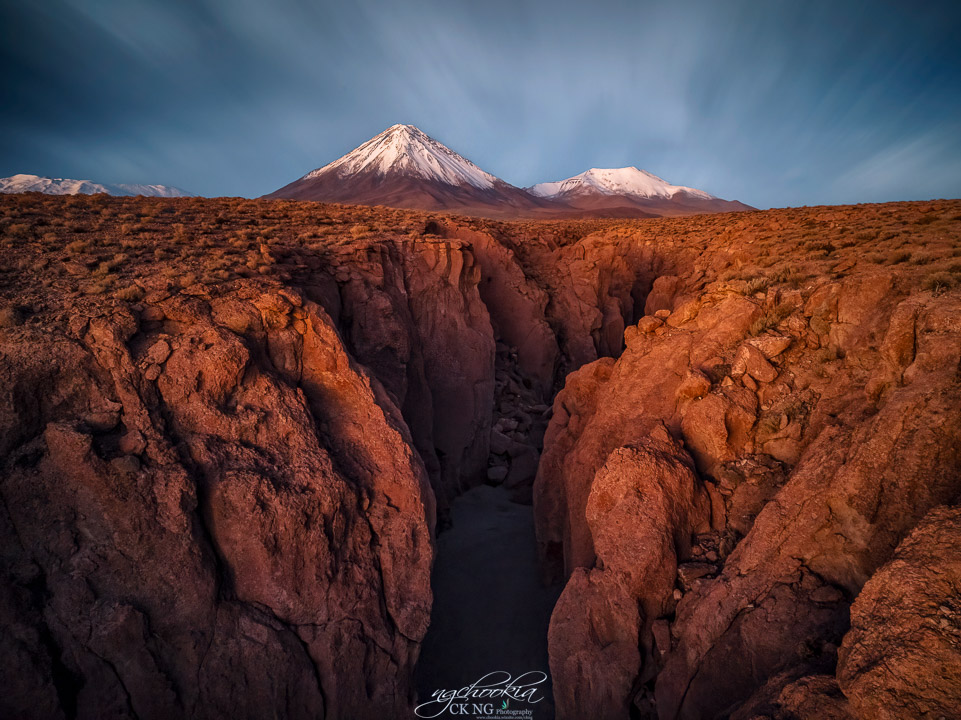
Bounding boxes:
528 167 715 201
303 124 498 190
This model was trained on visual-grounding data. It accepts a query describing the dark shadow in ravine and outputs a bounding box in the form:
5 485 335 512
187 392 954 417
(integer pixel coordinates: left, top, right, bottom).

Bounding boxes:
414 484 561 719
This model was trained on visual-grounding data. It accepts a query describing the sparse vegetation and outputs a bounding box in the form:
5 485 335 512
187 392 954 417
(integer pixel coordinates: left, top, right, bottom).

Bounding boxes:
0 193 957 328
922 271 956 295
744 276 769 294
114 283 145 301
0 305 24 328
750 303 794 336
767 266 806 288
350 223 373 238
6 223 33 240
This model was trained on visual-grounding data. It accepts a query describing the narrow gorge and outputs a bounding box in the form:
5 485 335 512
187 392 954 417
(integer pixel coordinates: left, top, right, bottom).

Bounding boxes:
2 193 961 719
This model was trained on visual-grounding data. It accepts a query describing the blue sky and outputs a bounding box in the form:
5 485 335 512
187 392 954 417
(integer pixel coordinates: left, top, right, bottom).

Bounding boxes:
1 0 959 208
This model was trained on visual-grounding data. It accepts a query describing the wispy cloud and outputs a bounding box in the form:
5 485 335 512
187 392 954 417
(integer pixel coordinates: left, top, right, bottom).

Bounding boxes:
831 128 961 203
1 0 959 205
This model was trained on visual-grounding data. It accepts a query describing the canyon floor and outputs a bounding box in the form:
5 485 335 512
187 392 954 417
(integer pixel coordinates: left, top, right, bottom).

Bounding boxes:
1 192 960 719
414 485 560 719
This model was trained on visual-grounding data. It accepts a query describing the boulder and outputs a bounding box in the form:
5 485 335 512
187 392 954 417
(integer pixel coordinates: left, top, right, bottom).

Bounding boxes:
732 343 778 383
548 432 710 719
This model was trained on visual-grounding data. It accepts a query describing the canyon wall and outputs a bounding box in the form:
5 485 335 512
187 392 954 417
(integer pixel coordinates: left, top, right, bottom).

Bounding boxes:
531 206 961 719
0 289 437 719
0 219 515 719
2 195 960 719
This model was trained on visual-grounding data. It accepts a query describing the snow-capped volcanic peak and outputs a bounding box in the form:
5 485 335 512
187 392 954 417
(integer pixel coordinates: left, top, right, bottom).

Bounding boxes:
529 167 715 201
304 124 498 190
0 174 193 197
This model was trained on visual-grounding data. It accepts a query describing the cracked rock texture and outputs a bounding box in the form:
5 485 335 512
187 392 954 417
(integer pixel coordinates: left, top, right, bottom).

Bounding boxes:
2 194 961 719
536 256 961 718
0 196 625 720
837 505 961 720
0 295 434 719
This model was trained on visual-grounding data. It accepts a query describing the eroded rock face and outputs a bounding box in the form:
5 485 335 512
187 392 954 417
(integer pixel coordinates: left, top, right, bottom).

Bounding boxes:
535 271 961 719
731 674 854 720
319 237 495 514
837 505 961 720
6 198 660 719
534 290 760 585
548 430 710 719
0 294 435 720
440 224 559 398
729 509 961 720
3 195 961 719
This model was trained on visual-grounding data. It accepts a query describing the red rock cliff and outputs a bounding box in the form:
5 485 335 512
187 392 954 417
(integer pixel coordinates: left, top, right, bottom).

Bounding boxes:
2 195 960 720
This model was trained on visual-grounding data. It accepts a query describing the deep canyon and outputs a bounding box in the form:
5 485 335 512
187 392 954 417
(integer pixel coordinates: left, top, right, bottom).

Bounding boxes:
2 193 961 719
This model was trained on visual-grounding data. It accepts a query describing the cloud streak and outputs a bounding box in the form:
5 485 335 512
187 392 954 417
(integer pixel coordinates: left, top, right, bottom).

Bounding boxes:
1 0 959 206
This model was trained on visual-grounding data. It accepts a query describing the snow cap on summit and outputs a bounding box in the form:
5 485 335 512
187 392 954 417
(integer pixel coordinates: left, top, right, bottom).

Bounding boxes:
528 166 715 201
303 124 498 189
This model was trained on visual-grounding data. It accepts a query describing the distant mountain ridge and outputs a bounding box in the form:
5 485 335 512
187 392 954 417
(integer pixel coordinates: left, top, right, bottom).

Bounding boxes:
266 124 752 218
528 166 753 216
0 173 194 198
529 166 714 200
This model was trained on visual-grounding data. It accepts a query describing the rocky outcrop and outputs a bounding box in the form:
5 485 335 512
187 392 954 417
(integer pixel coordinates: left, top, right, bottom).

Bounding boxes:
731 674 854 720
0 291 436 719
548 429 710 719
730 506 961 720
439 224 559 398
3 194 659 720
534 289 760 582
508 230 665 372
535 268 961 719
837 505 961 720
315 237 495 514
3 194 961 719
